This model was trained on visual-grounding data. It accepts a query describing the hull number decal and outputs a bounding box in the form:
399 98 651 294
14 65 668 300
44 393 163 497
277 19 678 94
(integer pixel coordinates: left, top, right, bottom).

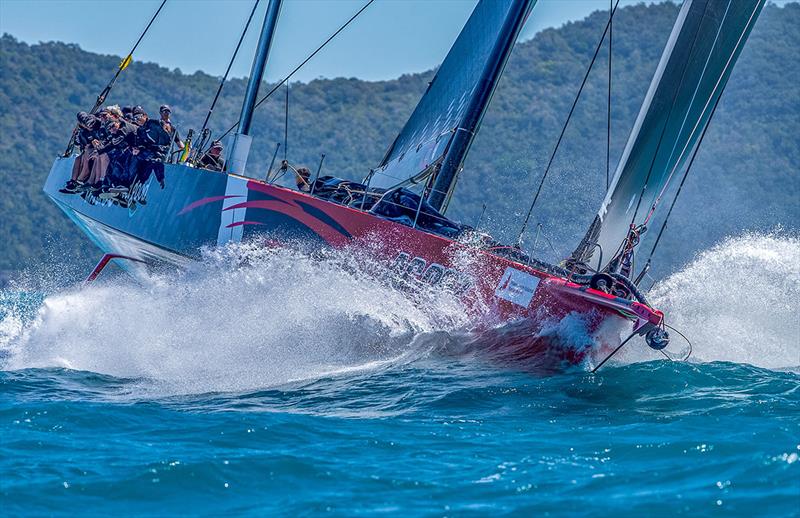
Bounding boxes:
390 253 474 295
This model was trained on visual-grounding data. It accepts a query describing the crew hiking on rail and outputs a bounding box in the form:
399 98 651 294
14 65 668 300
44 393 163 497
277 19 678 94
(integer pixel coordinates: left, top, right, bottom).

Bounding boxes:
59 104 221 202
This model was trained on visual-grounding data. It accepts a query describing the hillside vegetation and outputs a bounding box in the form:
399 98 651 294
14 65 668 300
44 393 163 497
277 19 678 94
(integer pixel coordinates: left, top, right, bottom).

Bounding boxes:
0 2 797 279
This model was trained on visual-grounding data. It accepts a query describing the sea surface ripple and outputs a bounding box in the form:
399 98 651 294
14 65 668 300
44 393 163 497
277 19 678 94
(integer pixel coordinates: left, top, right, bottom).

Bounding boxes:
1 234 798 516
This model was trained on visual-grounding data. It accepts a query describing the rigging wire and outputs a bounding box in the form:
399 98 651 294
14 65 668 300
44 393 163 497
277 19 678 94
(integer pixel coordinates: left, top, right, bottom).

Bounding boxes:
63 0 168 156
284 81 289 161
94 0 168 113
636 66 730 278
515 0 620 245
606 0 613 189
591 330 637 373
195 0 261 158
218 0 376 141
619 1 712 259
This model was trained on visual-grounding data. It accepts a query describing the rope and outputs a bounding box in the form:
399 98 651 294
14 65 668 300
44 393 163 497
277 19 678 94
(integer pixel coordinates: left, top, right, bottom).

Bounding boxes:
664 323 693 362
219 0 376 141
516 0 620 245
591 330 637 373
63 0 168 156
638 67 728 273
196 0 260 156
606 0 613 189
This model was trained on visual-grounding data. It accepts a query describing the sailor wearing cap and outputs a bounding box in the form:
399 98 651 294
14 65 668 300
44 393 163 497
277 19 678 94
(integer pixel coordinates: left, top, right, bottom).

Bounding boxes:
198 140 225 172
159 104 184 151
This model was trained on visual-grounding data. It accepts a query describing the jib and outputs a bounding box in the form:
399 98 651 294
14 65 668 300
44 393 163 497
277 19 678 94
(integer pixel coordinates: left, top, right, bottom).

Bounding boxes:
390 252 474 295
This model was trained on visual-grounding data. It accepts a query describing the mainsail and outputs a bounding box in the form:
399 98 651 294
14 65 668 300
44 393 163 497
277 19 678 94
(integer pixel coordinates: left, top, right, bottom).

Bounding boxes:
369 0 535 211
573 0 764 272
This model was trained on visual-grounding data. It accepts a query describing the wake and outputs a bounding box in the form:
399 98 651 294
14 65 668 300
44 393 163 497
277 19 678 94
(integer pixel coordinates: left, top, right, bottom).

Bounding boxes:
634 233 800 369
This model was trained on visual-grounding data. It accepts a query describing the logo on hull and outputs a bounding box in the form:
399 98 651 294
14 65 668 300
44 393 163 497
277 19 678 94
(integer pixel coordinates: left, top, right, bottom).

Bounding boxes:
495 267 540 307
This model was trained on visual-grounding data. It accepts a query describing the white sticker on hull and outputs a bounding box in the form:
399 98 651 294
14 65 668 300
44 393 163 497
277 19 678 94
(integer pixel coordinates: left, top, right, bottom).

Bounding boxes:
217 175 249 246
495 267 540 308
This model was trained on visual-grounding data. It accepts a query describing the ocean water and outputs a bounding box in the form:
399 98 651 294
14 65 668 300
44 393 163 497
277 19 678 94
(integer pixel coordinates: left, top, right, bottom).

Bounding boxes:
1 234 798 516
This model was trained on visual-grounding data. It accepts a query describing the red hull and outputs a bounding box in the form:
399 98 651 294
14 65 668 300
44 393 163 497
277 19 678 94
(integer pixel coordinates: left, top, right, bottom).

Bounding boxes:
44 158 663 370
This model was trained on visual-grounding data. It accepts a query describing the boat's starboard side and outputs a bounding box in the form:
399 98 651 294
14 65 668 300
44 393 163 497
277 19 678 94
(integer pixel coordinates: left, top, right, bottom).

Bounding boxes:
44 156 662 364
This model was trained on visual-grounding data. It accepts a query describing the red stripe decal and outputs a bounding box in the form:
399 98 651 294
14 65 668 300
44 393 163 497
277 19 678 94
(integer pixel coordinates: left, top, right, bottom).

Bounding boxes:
224 199 349 246
178 195 244 215
226 221 266 228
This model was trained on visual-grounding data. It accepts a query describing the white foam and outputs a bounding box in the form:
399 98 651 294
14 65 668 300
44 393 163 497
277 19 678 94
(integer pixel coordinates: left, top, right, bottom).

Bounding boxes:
1 243 468 393
629 233 800 369
3 233 797 387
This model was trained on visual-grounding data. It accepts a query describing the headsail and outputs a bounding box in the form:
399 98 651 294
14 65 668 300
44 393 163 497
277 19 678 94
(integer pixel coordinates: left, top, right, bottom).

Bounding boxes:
369 0 535 211
573 0 764 272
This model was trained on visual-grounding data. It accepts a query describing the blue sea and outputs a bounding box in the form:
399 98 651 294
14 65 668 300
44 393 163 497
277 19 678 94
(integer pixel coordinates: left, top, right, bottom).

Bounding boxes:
1 235 798 516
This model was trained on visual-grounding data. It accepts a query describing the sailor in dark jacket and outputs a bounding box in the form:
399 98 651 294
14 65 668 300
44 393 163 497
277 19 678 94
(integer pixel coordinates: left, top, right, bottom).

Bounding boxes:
60 111 102 193
122 106 135 123
159 104 184 152
197 140 225 172
98 117 138 192
130 107 171 188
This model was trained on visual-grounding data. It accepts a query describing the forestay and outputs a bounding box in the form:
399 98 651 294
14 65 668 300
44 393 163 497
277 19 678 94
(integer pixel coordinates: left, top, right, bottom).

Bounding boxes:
369 0 535 211
573 0 764 272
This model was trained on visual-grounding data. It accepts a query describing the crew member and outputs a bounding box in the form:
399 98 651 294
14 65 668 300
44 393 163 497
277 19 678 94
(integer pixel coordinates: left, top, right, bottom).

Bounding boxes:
97 116 137 193
121 106 135 123
294 166 312 193
197 140 225 172
159 104 184 152
130 108 171 188
130 106 146 126
60 111 101 194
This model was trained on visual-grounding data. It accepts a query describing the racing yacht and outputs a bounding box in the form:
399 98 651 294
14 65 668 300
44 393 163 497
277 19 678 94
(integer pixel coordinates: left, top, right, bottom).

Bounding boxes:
43 0 764 369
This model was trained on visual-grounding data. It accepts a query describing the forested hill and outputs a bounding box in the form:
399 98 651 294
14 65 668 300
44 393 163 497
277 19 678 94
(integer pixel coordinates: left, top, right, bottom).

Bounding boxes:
0 2 797 279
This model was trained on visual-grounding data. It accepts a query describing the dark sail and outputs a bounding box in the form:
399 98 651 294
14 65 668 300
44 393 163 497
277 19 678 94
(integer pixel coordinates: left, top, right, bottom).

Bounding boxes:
573 0 764 271
369 0 535 211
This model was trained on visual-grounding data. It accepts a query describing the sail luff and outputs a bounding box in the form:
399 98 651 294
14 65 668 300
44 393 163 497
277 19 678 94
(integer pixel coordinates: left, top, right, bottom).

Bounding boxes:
368 0 536 202
644 1 763 223
572 0 765 272
427 0 535 212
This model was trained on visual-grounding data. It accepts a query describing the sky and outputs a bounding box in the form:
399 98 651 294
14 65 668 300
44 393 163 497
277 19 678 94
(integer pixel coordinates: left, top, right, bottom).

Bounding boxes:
0 0 791 82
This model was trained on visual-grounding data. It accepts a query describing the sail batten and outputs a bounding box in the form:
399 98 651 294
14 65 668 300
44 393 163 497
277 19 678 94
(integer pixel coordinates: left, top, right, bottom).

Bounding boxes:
369 0 535 208
573 0 765 272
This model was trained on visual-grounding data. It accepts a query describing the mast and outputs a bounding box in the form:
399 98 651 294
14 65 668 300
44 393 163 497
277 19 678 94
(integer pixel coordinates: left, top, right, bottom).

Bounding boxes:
227 0 283 174
427 0 533 212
